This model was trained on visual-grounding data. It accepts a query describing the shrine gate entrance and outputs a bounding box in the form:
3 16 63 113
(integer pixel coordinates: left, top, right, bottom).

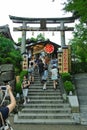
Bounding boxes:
9 15 75 73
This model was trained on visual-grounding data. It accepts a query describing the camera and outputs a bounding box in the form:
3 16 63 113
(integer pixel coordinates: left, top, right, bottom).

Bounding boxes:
0 86 6 90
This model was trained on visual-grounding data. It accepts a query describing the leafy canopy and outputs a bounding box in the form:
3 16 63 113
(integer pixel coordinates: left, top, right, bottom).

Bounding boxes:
69 23 87 62
63 0 87 23
0 34 22 74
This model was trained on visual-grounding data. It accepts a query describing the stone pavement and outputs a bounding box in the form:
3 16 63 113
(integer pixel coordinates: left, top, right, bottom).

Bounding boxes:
9 116 87 130
74 73 87 125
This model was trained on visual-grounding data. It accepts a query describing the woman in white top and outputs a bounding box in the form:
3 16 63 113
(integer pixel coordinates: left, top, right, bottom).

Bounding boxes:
50 65 58 89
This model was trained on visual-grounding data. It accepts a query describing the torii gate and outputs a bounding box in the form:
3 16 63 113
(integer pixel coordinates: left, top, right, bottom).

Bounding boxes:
9 15 75 72
9 15 75 53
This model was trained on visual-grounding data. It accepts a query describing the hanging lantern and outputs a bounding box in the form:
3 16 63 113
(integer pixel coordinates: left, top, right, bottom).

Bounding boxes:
44 44 54 54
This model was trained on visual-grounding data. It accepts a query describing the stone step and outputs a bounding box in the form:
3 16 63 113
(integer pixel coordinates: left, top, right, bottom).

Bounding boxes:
28 88 61 92
28 94 62 97
33 82 59 85
30 84 58 87
30 98 62 101
28 91 61 95
14 115 75 124
17 112 72 119
30 79 59 83
28 99 64 104
21 108 71 113
22 103 70 108
29 95 62 99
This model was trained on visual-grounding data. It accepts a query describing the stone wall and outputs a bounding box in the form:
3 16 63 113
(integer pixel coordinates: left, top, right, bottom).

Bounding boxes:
0 64 16 89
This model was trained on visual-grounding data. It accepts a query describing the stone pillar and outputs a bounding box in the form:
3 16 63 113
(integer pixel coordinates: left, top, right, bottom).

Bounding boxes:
21 22 26 54
60 22 65 47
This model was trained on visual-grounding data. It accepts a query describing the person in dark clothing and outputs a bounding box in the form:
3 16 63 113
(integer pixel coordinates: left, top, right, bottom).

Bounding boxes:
42 63 48 90
0 85 16 127
38 59 44 82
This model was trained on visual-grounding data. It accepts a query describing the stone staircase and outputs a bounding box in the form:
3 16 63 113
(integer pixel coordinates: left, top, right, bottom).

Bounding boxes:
14 72 75 124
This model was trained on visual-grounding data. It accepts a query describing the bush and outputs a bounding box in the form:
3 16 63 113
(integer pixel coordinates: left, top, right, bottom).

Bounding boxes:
20 70 28 83
15 81 22 94
61 72 71 82
15 70 28 94
0 35 22 75
64 81 74 95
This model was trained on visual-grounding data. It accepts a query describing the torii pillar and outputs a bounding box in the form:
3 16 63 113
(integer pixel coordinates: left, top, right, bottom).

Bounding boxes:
60 22 65 47
21 22 26 54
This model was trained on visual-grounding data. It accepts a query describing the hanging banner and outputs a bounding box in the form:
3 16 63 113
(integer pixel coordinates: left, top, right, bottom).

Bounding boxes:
44 44 54 54
63 48 68 72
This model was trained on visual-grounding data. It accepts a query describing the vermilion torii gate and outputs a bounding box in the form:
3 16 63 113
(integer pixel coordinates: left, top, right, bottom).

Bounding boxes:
9 15 75 54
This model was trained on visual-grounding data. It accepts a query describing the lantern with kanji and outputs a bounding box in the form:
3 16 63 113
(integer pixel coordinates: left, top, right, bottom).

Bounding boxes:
44 44 54 54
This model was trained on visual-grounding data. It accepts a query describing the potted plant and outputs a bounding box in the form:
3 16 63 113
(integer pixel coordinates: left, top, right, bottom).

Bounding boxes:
64 80 74 95
64 81 79 113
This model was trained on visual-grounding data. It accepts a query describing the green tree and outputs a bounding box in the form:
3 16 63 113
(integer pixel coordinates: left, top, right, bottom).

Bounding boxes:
69 23 87 62
0 34 22 74
30 33 47 42
63 0 87 23
36 33 46 41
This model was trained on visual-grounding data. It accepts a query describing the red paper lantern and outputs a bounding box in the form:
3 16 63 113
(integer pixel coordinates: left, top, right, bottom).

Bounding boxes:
44 44 54 54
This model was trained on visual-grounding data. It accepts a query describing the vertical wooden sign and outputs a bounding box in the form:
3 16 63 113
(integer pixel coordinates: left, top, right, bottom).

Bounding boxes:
62 48 68 73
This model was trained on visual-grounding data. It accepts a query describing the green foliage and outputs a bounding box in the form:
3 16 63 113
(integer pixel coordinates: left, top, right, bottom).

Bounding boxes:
15 81 22 94
69 23 87 62
72 62 87 73
36 33 46 41
30 33 48 42
61 72 75 94
0 35 14 57
61 72 71 82
64 80 74 94
19 70 28 83
63 0 87 23
15 70 28 94
30 37 37 42
0 34 22 75
18 38 22 43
